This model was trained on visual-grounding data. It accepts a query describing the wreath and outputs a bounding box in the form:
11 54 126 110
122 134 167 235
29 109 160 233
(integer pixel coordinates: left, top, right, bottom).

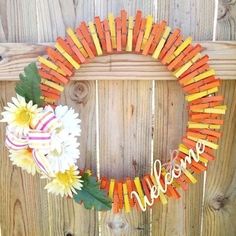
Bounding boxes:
0 10 226 213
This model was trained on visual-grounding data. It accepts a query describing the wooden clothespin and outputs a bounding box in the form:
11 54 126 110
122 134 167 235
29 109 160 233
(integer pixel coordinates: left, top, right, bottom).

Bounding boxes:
38 56 66 76
159 28 181 60
116 17 122 52
149 20 167 54
66 36 86 64
79 21 97 55
121 10 127 49
40 84 61 97
166 37 192 64
40 78 64 92
152 26 171 59
173 53 202 78
167 45 193 71
132 10 142 47
109 179 116 199
66 27 88 58
38 69 68 85
55 42 80 69
126 177 135 207
103 19 113 53
142 23 159 55
141 15 153 50
108 13 117 49
76 28 95 59
94 16 106 52
126 16 134 52
123 183 131 213
89 22 103 56
135 18 146 53
134 177 145 207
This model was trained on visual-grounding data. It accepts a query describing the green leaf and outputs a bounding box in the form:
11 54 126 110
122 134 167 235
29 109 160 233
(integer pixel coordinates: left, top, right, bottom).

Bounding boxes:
73 173 112 211
15 62 43 106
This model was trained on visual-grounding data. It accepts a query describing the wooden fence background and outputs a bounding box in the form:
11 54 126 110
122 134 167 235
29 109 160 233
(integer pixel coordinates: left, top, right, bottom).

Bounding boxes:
0 0 236 235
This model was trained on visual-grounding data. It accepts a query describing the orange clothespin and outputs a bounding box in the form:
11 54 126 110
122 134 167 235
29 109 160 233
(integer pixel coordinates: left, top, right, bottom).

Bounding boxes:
121 10 127 49
179 64 210 86
76 28 95 59
103 19 113 53
132 10 142 47
94 16 106 52
67 36 86 64
180 55 209 78
79 21 97 56
176 44 203 68
167 45 193 70
126 177 135 208
142 23 159 55
117 181 124 210
116 17 122 52
160 28 180 60
161 34 182 65
40 84 61 97
141 177 152 204
135 18 146 53
113 187 120 213
100 177 109 193
149 20 167 54
46 47 74 72
41 90 60 100
38 69 65 85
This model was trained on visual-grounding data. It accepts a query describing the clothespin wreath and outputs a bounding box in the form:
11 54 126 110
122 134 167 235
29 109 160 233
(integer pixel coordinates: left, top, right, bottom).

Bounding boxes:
1 10 226 213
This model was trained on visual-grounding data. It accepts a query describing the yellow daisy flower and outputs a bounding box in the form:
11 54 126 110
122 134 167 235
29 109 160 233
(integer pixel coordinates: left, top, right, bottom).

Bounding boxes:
1 94 42 135
9 148 37 175
45 166 83 198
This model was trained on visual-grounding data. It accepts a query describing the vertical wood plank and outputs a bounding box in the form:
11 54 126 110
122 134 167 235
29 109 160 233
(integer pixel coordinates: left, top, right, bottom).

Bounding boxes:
36 0 98 235
0 1 50 235
95 2 154 235
202 1 236 235
153 1 215 236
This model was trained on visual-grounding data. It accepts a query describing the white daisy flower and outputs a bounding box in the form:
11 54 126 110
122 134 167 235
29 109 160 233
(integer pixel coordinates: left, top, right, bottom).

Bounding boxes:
0 94 42 135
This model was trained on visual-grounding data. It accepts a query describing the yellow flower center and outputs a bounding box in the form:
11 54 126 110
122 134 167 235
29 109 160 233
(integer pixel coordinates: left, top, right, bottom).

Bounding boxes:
15 107 33 125
56 169 76 186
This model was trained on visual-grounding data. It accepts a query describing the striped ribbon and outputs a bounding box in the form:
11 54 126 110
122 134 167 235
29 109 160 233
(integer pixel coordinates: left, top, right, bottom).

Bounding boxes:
5 128 28 150
32 149 52 177
28 130 51 149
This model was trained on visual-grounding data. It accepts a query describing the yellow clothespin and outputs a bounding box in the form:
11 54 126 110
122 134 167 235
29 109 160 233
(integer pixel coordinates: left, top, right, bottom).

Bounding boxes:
55 43 80 69
40 78 64 92
66 28 88 58
88 22 103 56
187 122 221 129
173 53 201 78
178 144 208 163
134 177 145 206
182 168 197 184
193 105 227 115
187 136 219 150
185 87 218 102
126 16 133 52
150 175 168 204
123 183 131 213
109 179 115 199
38 56 66 76
166 37 192 63
184 69 215 86
141 15 153 50
152 26 171 59
108 13 117 49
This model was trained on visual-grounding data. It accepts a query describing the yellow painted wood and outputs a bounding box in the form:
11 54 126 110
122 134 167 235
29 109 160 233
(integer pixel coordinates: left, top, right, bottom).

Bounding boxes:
89 22 103 56
152 26 171 59
55 42 80 69
66 27 88 57
108 13 116 49
141 15 153 49
185 87 218 102
126 16 133 52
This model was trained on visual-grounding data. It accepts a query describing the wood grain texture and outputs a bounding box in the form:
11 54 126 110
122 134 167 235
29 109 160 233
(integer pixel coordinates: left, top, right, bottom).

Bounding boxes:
152 1 215 235
202 1 236 236
96 1 154 235
0 42 236 81
36 0 99 235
